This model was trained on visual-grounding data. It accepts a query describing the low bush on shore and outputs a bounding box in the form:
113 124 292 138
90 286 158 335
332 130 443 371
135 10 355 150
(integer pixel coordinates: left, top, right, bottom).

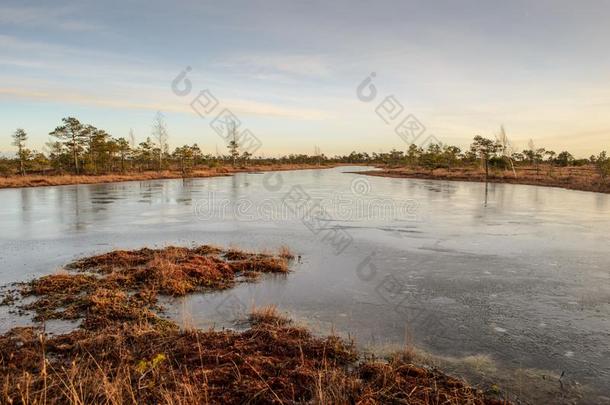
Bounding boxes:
358 164 610 194
0 164 335 189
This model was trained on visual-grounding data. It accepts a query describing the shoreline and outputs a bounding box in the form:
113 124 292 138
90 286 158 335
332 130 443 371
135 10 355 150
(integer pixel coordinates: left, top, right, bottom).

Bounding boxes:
3 163 609 195
353 165 610 194
0 163 344 190
0 245 509 404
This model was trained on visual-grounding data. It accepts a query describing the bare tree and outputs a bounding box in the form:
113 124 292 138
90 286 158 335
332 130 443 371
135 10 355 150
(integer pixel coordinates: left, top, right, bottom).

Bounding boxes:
496 125 516 177
227 121 239 167
128 128 136 149
314 145 321 166
152 112 169 171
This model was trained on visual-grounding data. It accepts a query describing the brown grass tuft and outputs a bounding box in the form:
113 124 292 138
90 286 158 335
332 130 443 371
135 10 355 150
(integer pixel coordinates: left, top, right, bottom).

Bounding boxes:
18 245 291 329
249 305 291 327
278 245 295 260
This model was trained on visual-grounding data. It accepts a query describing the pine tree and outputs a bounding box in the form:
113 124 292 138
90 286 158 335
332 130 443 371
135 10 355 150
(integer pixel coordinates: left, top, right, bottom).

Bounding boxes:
49 117 87 174
116 138 131 172
470 135 501 181
11 128 28 176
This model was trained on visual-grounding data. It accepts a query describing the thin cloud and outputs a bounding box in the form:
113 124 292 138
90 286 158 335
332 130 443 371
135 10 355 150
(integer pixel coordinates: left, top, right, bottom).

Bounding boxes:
0 5 105 32
0 87 329 120
216 53 332 78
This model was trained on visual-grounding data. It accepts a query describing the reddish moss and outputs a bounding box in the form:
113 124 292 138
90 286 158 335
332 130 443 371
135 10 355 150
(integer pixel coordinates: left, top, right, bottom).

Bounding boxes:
1 247 509 405
18 245 292 327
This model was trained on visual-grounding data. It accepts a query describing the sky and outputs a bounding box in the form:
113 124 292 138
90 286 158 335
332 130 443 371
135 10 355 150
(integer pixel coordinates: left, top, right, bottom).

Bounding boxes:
1 0 609 158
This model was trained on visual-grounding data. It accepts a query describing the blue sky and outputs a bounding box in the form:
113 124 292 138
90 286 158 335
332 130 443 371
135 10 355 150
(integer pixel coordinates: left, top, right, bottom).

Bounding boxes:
1 0 609 157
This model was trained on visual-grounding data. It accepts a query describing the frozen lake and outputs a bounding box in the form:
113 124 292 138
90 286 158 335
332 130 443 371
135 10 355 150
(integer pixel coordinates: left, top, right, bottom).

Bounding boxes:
1 166 609 403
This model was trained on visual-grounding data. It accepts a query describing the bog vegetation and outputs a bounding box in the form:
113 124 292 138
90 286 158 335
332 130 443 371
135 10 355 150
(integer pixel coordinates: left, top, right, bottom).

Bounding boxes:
0 245 508 404
4 118 609 186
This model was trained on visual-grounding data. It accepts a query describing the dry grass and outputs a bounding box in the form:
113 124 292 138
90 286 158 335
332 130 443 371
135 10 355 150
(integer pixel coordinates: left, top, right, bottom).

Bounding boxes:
18 245 291 329
0 170 223 189
0 313 356 404
0 245 509 405
248 304 291 327
359 164 610 194
0 163 339 189
0 312 507 405
278 245 296 260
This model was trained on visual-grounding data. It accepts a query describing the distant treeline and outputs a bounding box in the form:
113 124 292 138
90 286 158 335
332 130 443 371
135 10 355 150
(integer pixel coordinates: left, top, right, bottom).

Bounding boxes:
3 117 610 182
